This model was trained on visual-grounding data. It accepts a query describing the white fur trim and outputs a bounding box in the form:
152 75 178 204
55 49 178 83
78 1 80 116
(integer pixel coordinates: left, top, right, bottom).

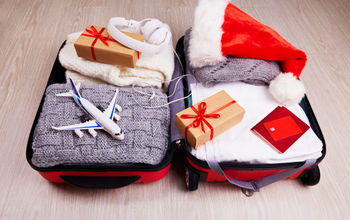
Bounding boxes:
188 0 229 68
269 73 306 106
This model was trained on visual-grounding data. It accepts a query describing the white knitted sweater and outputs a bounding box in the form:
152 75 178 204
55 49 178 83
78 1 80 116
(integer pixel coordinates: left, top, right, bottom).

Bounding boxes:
59 32 175 90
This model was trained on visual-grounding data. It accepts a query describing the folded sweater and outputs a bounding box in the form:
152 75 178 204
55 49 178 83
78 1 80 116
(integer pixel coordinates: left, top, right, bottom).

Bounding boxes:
59 31 175 91
65 70 106 84
31 84 170 167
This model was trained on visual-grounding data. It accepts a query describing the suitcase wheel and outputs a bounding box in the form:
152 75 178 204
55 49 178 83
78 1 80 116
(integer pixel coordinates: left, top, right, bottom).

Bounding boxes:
185 167 199 191
300 165 320 186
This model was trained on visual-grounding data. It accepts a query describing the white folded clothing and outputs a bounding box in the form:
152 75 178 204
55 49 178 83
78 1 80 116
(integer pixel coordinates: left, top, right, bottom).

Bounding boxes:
189 82 323 164
59 31 175 91
65 70 106 85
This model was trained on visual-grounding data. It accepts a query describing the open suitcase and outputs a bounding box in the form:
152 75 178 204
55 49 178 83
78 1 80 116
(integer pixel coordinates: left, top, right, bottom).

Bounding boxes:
26 42 176 188
170 37 326 196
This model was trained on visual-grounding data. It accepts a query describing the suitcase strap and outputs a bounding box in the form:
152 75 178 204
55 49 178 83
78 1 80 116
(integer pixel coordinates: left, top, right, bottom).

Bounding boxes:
206 159 316 196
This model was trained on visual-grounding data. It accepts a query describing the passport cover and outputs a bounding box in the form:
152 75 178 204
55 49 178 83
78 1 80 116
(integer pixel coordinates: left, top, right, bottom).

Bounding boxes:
251 106 310 153
263 116 302 141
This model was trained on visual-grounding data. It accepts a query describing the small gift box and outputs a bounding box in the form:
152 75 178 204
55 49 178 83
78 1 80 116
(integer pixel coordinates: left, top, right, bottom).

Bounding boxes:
175 90 245 148
74 25 144 68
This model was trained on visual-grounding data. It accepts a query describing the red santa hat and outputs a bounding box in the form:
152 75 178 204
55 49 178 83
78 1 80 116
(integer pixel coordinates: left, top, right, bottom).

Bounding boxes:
188 0 307 105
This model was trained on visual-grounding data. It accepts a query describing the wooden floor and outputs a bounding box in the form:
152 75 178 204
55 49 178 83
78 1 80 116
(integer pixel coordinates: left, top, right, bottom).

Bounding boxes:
1 0 349 219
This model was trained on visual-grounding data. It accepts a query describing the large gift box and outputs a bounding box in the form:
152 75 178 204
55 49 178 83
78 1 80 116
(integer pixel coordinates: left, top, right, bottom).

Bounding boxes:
74 25 144 68
175 90 245 148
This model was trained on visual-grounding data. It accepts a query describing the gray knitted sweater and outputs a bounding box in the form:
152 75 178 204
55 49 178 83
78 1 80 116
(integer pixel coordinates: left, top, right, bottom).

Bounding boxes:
31 83 170 167
184 29 282 87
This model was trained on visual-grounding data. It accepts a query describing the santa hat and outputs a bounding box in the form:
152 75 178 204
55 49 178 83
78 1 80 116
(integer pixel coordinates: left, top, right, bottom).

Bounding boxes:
188 0 307 105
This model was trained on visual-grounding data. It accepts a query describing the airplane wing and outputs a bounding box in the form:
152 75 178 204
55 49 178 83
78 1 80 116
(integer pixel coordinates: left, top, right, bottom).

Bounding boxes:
103 88 119 120
56 83 81 97
52 119 104 131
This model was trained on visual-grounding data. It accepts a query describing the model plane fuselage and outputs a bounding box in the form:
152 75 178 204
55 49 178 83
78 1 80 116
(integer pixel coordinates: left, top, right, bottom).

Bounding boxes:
52 78 124 140
73 94 124 139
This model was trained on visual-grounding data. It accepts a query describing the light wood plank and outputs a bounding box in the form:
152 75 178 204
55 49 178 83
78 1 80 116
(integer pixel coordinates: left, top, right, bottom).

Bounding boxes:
0 0 349 219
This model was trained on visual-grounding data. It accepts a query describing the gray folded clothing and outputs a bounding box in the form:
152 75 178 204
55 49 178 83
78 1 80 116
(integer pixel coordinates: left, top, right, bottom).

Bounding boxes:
31 83 170 167
184 29 282 87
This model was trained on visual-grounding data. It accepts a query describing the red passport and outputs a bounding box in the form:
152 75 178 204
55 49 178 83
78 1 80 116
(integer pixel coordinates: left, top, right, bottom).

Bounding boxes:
251 106 310 153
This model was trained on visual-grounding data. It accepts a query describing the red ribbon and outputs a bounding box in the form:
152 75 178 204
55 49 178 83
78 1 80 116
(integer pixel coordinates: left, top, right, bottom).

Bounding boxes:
82 26 140 61
181 100 236 140
81 26 117 61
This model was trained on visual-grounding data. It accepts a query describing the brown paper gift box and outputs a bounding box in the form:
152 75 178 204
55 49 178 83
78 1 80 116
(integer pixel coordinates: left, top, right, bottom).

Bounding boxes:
74 25 144 68
175 90 245 149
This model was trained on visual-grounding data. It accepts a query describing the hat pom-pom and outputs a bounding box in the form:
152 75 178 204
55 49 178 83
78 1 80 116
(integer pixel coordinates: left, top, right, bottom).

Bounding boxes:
269 73 305 105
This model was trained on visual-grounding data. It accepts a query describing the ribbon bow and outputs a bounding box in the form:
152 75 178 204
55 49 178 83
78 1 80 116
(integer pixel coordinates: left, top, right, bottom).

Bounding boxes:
81 26 117 61
181 102 220 140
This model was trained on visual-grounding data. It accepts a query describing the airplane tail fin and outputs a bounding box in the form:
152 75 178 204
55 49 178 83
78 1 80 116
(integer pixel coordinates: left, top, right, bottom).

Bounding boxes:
69 78 81 97
56 79 81 97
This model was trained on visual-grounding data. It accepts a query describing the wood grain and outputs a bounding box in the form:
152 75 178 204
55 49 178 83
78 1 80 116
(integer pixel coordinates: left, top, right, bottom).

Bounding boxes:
0 0 349 219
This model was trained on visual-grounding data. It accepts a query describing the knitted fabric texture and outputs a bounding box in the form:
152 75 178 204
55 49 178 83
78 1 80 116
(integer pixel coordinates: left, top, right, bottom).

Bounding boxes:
59 32 174 91
184 29 282 87
66 70 106 85
31 84 170 167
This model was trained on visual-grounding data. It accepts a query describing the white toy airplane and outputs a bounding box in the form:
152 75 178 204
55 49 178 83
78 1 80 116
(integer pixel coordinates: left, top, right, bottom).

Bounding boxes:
52 78 124 140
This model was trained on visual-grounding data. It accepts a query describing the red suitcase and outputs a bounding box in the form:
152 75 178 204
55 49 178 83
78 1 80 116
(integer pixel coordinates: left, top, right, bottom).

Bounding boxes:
172 37 326 196
26 42 175 188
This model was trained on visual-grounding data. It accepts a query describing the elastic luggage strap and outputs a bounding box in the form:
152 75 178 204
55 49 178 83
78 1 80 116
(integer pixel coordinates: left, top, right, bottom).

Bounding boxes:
206 159 316 194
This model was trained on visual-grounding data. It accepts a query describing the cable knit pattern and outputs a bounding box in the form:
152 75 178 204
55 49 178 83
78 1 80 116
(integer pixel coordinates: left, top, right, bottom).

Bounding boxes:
59 32 174 91
184 29 282 87
31 84 170 167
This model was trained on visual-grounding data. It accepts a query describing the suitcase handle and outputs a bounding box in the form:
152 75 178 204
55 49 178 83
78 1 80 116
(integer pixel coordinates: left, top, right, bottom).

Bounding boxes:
207 159 316 196
60 175 141 189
